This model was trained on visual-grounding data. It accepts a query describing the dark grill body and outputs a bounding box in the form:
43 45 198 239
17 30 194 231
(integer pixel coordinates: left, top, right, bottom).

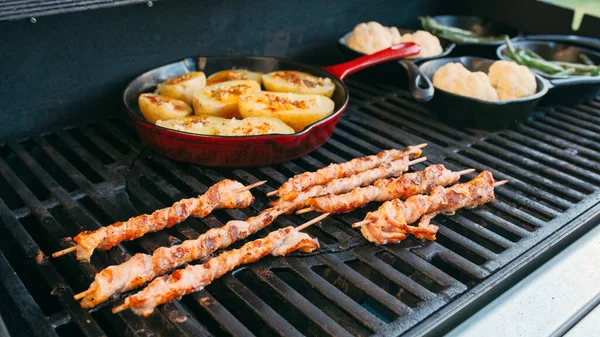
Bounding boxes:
1 1 600 336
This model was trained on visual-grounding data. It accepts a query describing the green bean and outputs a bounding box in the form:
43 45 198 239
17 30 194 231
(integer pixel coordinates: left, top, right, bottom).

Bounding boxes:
419 16 477 37
516 50 565 74
579 53 594 66
552 61 597 72
591 66 600 76
524 49 545 61
419 16 507 43
553 68 577 77
504 36 523 63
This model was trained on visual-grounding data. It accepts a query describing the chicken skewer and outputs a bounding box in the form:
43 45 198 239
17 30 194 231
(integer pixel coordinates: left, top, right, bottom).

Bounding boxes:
53 180 265 261
353 171 507 245
74 203 316 308
273 156 429 213
266 143 427 197
296 165 474 214
112 214 327 316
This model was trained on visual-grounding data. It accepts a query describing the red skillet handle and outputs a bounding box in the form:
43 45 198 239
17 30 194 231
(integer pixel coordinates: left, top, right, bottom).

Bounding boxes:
323 42 420 80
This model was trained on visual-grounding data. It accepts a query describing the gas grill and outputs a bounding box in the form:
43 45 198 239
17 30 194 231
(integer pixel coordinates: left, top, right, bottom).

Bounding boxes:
1 1 600 336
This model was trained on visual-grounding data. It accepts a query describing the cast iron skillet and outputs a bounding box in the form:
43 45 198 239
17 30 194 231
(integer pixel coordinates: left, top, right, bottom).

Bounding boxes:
123 43 420 167
418 56 548 131
497 40 600 105
338 29 456 101
427 15 521 58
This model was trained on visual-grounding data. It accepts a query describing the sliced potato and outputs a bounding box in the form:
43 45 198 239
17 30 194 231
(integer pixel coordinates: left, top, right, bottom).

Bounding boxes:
138 93 192 124
193 80 261 119
155 115 294 136
220 117 295 136
156 71 206 105
238 91 335 132
206 69 263 85
155 115 222 135
262 71 336 98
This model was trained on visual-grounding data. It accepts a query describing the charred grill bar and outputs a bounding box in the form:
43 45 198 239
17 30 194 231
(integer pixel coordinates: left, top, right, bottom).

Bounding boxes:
1 0 600 336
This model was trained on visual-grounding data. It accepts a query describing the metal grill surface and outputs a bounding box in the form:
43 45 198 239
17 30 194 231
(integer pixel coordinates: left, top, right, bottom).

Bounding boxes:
1 80 600 337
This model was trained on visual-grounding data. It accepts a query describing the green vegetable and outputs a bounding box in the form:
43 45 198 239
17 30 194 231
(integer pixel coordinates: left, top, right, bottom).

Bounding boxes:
552 61 597 72
524 49 545 61
419 16 477 37
504 36 523 63
419 16 507 43
516 50 565 74
553 68 576 77
578 53 594 66
502 36 597 78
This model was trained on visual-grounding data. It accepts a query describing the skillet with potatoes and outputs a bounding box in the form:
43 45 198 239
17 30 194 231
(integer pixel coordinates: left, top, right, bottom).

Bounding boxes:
139 68 337 136
124 47 419 166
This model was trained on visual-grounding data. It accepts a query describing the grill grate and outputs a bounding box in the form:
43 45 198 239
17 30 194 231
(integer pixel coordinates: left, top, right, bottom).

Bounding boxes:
1 79 600 337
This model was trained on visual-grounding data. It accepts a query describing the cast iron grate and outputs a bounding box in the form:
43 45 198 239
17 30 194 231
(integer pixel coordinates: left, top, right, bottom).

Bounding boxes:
1 79 600 337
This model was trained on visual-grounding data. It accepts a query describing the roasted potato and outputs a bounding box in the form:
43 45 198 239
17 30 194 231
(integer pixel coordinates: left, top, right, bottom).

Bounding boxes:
155 115 222 135
206 69 263 85
262 71 336 98
155 115 294 136
220 116 295 136
156 71 206 105
238 91 335 132
193 80 261 119
138 93 192 124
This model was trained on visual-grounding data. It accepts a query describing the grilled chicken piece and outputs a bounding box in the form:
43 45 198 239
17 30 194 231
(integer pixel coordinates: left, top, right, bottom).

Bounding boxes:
273 156 416 213
238 91 335 132
358 171 496 244
206 69 263 86
262 71 336 97
308 164 461 213
193 80 261 118
156 71 207 105
73 180 253 261
138 94 192 124
78 207 289 308
270 145 423 197
119 226 319 316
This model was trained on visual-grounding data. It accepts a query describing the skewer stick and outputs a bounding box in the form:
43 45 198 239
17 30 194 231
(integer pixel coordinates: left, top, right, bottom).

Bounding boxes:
296 207 314 215
52 246 77 258
456 168 476 175
111 214 329 314
296 213 330 231
238 180 267 192
266 190 278 197
408 156 427 165
352 179 510 229
112 303 129 314
352 220 368 228
74 288 95 300
414 143 428 149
